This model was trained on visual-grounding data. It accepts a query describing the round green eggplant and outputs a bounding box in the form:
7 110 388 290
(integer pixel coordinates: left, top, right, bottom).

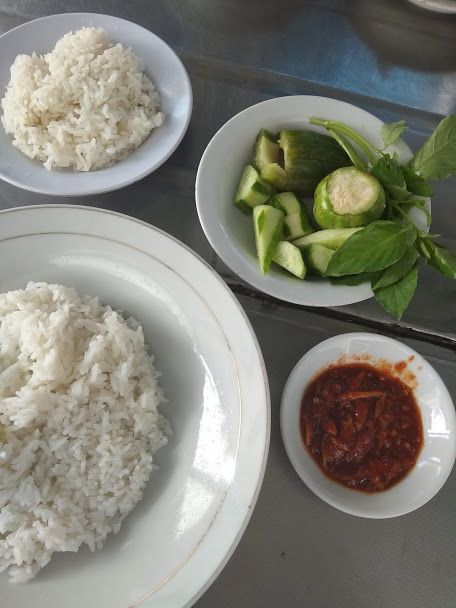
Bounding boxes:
313 166 386 229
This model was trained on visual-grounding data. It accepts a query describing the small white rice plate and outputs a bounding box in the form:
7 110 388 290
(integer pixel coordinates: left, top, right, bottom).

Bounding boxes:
0 27 164 171
0 282 169 583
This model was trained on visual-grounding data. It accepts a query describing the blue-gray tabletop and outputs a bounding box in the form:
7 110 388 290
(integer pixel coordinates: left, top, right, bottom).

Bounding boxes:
0 1 455 607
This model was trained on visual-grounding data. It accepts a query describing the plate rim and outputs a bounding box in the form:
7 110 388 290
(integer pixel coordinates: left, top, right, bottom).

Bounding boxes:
0 204 271 608
406 0 456 13
0 12 193 196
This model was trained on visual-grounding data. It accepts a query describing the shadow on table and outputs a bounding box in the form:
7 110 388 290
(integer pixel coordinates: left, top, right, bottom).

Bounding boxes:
349 0 456 72
165 0 304 33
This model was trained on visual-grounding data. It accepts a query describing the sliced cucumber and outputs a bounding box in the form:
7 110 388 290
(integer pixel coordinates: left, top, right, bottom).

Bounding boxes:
261 163 287 189
234 165 274 214
314 167 386 229
253 129 280 172
269 192 314 241
269 192 302 215
283 208 314 241
293 227 362 251
253 205 284 274
278 130 350 194
303 244 335 276
272 241 306 279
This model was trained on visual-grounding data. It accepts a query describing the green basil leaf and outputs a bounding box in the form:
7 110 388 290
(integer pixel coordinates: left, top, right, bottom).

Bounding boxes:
410 115 456 179
395 198 432 228
372 248 418 289
387 185 413 200
370 155 410 200
416 237 456 278
400 166 433 197
429 246 456 279
325 221 416 277
380 120 407 149
327 128 367 171
415 235 433 261
374 262 419 320
330 272 377 286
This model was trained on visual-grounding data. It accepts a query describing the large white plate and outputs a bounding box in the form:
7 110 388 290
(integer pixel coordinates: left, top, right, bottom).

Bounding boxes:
0 13 192 196
0 206 270 608
196 95 420 307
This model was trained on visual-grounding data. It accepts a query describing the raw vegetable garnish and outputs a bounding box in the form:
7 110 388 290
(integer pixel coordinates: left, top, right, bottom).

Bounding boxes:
232 115 456 321
310 116 456 319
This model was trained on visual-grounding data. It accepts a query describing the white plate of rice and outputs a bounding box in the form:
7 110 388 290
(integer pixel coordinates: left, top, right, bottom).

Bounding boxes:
0 205 269 608
0 13 192 195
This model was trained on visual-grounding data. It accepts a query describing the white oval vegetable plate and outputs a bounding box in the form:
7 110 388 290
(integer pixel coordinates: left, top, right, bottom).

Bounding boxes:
0 13 192 196
0 206 270 608
196 95 423 307
280 333 456 518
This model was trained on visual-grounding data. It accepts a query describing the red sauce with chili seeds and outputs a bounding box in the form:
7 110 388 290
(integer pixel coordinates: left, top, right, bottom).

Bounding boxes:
300 363 423 493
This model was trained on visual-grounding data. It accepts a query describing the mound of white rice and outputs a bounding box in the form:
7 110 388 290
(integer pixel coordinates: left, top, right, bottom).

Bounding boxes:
0 27 164 171
0 282 169 583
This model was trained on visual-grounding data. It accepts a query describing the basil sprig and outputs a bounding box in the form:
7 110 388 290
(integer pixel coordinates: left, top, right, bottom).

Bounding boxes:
326 221 416 277
372 248 418 290
380 120 407 149
410 115 456 179
374 263 419 320
310 113 456 320
416 234 456 279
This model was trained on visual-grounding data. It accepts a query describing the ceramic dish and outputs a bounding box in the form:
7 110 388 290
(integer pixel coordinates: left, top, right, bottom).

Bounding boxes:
0 205 270 608
0 13 192 196
280 332 456 518
407 0 456 13
195 95 428 308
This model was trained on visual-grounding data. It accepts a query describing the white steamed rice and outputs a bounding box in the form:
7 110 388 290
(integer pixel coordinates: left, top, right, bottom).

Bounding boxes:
0 27 164 171
0 282 169 583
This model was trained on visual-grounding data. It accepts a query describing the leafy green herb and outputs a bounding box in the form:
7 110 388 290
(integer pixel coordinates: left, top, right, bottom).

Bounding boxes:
306 114 456 320
372 248 418 289
330 272 377 286
326 129 366 171
410 115 456 179
380 120 407 149
325 221 416 277
428 246 456 279
374 263 419 320
400 166 433 197
415 234 433 261
309 117 377 167
370 155 410 200
394 198 432 228
416 236 456 278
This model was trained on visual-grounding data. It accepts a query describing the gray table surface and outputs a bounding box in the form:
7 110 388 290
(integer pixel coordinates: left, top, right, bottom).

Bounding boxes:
0 1 455 607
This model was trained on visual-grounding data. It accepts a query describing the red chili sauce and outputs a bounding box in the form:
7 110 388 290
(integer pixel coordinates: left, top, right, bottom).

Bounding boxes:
300 363 423 493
